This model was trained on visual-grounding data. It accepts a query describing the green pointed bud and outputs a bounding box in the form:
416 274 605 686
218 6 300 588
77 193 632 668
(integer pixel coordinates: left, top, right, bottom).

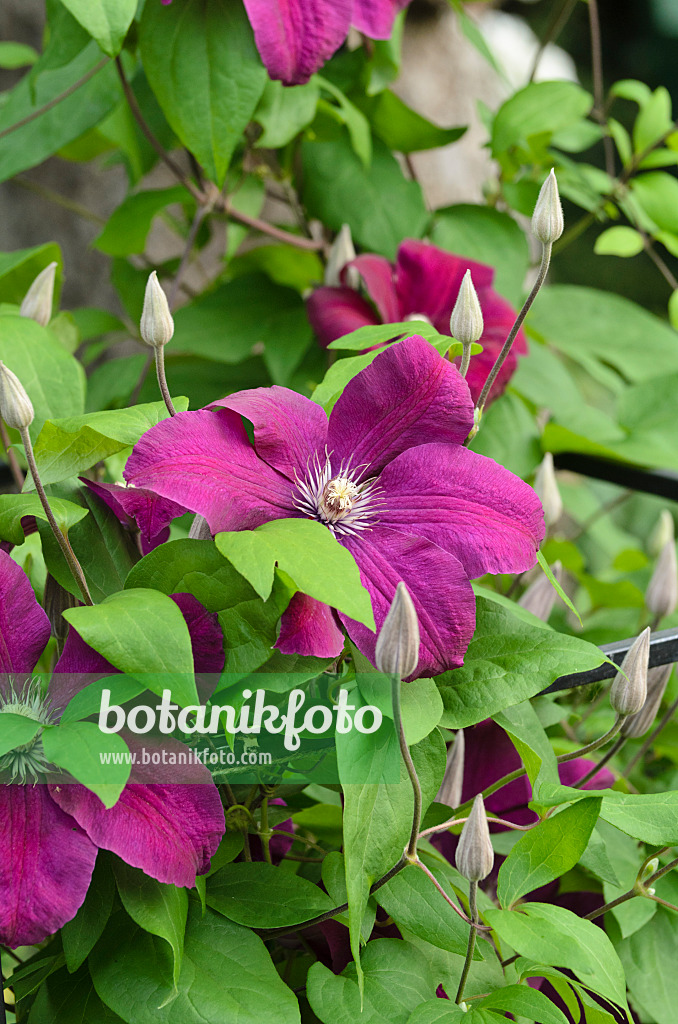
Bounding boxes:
646 539 678 620
436 730 465 809
640 858 660 883
450 270 484 346
621 663 672 739
534 452 562 527
610 627 650 717
518 561 562 621
0 361 34 430
140 271 174 348
456 793 494 882
325 223 357 287
648 510 674 558
19 261 57 327
532 169 564 244
375 581 420 680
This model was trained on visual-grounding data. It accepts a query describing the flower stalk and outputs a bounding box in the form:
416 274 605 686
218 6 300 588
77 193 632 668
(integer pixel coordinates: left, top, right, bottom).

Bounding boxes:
456 880 478 1004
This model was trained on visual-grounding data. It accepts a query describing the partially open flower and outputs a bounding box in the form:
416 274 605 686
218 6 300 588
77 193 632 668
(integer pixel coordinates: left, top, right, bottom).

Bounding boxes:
456 793 494 882
20 261 57 327
610 627 650 717
0 361 34 430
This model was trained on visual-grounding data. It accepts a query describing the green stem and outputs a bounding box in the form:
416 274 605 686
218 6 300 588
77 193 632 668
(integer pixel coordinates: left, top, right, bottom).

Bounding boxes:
0 59 109 142
584 856 678 921
573 735 625 788
456 881 478 1004
459 343 472 379
392 674 422 859
260 798 272 864
154 345 176 417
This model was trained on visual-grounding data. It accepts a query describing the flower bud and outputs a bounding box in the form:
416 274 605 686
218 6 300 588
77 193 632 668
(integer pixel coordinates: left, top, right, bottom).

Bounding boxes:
532 169 564 245
646 539 678 620
641 858 659 882
375 581 420 679
518 561 562 621
20 261 57 327
325 224 357 288
648 510 674 558
0 362 34 430
456 794 494 882
140 271 174 348
621 662 672 739
534 452 562 527
436 730 465 809
610 627 650 717
450 270 484 346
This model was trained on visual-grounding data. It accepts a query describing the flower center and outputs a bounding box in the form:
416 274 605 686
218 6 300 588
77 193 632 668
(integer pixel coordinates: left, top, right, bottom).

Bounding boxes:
294 451 384 537
0 679 55 783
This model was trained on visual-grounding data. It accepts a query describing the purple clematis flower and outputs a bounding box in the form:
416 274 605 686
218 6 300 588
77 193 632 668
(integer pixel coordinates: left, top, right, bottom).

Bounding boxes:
161 0 410 85
80 477 187 555
307 239 528 405
0 550 225 948
123 335 544 677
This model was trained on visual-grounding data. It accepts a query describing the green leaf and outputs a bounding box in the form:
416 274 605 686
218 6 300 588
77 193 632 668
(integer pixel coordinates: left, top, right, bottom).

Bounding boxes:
89 904 301 1024
595 821 656 938
669 289 678 331
361 89 466 154
536 549 582 625
357 672 443 746
114 860 188 996
405 1002 467 1024
632 171 678 234
0 493 88 544
601 791 678 845
31 399 188 486
207 861 334 929
492 698 558 791
633 86 673 153
0 41 39 69
301 134 428 258
42 722 131 807
497 799 601 908
618 908 678 1024
377 864 472 955
63 589 199 707
0 712 42 757
469 392 541 478
0 243 62 304
94 187 190 256
317 75 372 167
0 314 85 439
327 320 451 352
62 856 116 973
24 963 124 1023
215 518 375 629
307 938 436 1024
435 597 606 729
485 903 629 1011
56 0 137 56
254 79 319 148
491 81 593 157
594 226 645 257
139 0 267 185
474 986 569 1024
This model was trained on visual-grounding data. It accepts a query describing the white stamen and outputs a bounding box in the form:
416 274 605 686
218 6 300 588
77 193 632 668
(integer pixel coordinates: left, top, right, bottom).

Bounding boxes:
294 449 385 536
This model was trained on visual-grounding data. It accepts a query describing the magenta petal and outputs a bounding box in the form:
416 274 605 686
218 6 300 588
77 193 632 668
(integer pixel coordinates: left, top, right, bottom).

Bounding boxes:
559 758 615 791
243 0 352 84
306 286 378 349
339 527 476 678
81 478 186 546
462 292 527 404
211 386 327 481
327 335 474 476
395 240 494 326
0 550 50 673
0 785 97 947
124 408 297 534
276 592 344 657
50 737 225 887
378 443 545 579
171 593 225 675
352 0 409 37
346 254 400 323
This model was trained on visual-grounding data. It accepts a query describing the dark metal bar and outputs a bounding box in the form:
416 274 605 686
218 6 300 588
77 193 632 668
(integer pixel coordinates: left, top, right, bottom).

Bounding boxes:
553 452 678 501
542 626 678 694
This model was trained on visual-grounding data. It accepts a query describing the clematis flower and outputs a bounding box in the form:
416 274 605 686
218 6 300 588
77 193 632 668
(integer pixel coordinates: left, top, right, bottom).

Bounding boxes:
123 335 544 678
161 0 410 85
306 239 528 404
80 477 187 555
0 550 225 948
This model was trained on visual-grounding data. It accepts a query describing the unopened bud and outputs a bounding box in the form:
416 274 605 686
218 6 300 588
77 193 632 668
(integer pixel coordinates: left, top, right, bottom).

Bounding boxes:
610 627 650 717
622 662 672 739
648 510 674 558
436 730 465 809
0 362 34 430
375 581 420 679
140 271 174 348
641 858 659 883
532 169 564 245
646 540 678 620
450 270 484 346
518 561 563 621
534 452 562 527
188 513 212 540
325 224 357 288
456 794 494 882
20 261 57 327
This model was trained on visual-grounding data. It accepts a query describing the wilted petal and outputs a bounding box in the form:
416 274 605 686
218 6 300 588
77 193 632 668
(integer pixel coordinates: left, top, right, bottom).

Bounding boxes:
276 592 344 658
378 442 545 579
124 408 296 534
352 0 410 37
0 550 50 673
328 335 474 476
0 785 97 947
81 478 186 548
243 0 352 84
347 254 400 322
339 527 476 678
395 240 494 328
306 286 378 349
50 736 225 887
211 386 327 481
